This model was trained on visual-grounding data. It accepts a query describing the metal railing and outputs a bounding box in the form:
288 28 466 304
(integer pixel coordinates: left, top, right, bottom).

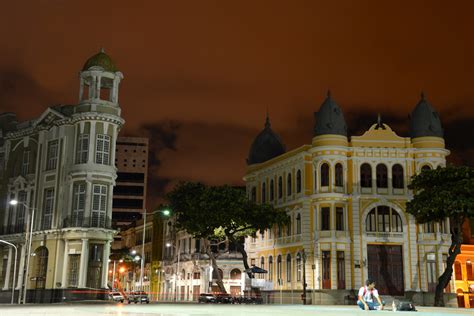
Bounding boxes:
62 216 112 229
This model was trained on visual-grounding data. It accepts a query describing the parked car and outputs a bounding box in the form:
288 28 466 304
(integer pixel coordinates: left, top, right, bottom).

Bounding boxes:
198 293 216 303
127 291 150 304
215 293 233 304
109 291 124 303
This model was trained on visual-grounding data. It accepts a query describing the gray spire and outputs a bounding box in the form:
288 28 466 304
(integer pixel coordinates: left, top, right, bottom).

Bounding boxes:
409 93 443 138
313 91 347 137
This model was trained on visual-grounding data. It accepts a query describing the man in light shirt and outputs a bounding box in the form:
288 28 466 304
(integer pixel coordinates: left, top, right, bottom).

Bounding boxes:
357 279 384 310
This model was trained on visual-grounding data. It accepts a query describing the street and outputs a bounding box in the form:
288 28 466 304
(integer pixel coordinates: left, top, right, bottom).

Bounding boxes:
0 304 471 316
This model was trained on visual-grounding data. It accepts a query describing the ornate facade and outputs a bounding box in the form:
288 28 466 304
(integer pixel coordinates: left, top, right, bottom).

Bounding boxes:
244 92 456 306
0 49 124 302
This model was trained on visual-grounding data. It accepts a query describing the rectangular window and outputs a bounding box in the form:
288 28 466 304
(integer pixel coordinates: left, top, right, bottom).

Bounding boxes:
321 207 330 231
193 272 200 279
72 183 86 227
336 207 344 231
15 191 27 233
426 253 437 292
195 239 201 253
337 251 345 289
21 150 30 175
46 140 59 170
68 254 80 287
322 251 331 289
91 184 107 228
42 188 54 230
424 222 435 233
95 134 111 165
75 134 89 164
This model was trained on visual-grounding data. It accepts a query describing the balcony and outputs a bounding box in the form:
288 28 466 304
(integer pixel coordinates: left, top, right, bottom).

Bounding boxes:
62 216 112 229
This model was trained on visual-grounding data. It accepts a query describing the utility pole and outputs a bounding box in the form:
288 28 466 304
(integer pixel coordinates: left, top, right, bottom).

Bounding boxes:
302 250 307 305
139 210 146 296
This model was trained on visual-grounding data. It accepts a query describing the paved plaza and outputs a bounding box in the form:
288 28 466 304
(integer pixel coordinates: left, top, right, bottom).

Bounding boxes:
0 304 471 316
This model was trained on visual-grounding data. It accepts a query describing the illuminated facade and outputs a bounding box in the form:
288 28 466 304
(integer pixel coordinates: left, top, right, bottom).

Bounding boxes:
244 92 456 305
454 219 474 308
0 49 124 302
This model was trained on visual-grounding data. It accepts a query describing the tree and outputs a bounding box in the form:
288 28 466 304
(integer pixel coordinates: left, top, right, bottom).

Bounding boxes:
166 182 290 294
407 165 474 306
166 182 228 293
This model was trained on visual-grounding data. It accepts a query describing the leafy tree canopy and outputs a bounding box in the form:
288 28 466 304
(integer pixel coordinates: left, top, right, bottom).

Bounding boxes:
407 165 474 223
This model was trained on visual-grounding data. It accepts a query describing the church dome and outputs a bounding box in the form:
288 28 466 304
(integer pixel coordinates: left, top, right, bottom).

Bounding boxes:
409 93 443 138
247 115 286 165
82 48 118 72
313 91 347 137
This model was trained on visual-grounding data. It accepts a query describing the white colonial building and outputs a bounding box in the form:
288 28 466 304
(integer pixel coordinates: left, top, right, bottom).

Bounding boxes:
0 49 124 303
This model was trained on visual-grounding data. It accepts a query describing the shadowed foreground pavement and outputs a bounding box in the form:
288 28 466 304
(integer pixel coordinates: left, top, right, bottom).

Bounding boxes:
0 303 471 316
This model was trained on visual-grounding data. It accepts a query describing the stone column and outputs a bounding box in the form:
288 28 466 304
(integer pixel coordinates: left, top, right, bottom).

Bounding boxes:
79 78 84 102
3 247 12 290
102 241 111 288
110 125 117 165
78 239 89 288
61 240 69 287
16 244 26 289
96 76 101 100
84 180 92 224
88 121 96 164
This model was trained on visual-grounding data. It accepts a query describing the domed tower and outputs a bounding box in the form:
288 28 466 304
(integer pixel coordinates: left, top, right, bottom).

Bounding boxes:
312 91 348 147
247 114 286 165
79 48 123 112
409 93 448 170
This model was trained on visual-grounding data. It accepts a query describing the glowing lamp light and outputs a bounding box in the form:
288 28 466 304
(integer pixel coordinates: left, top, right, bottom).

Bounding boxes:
166 242 172 248
119 267 125 273
162 209 171 216
9 200 18 206
134 255 140 261
109 270 113 274
131 250 137 255
119 259 123 263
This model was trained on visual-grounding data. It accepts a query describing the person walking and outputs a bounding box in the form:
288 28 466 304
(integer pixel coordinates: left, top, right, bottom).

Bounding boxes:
357 279 384 310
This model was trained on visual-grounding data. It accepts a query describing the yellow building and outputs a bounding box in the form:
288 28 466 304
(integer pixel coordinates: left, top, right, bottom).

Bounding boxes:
454 219 474 308
244 92 456 306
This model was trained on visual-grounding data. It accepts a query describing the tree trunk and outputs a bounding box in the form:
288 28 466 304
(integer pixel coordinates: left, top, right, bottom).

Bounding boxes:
203 239 227 294
234 239 253 278
434 216 464 307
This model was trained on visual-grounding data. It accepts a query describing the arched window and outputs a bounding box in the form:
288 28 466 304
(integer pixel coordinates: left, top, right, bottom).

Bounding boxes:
296 170 302 193
286 254 292 282
365 206 403 233
251 187 256 202
260 257 265 270
454 261 462 280
360 163 372 188
392 164 404 189
270 179 274 201
335 163 343 187
34 246 48 289
278 176 283 199
262 182 266 203
277 255 282 284
467 260 473 281
230 268 241 280
287 173 292 196
286 220 291 236
296 253 302 281
376 164 388 188
421 165 432 172
296 213 301 235
268 256 273 281
314 169 317 192
320 163 329 187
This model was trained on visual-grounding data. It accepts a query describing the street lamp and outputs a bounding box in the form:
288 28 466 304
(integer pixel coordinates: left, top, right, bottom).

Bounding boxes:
9 199 34 304
166 242 180 302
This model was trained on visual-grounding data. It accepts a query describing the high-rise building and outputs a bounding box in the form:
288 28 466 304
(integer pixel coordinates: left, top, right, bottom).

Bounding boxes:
0 49 124 303
112 137 148 228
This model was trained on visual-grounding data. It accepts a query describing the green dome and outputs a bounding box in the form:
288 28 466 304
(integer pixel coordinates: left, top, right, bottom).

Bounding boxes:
82 49 118 72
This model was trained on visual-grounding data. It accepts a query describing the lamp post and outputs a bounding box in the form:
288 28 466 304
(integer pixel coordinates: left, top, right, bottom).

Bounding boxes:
9 199 34 304
0 240 18 304
302 250 307 305
166 242 180 302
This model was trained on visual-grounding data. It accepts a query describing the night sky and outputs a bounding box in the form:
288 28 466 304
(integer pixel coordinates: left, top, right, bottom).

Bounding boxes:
1 1 473 206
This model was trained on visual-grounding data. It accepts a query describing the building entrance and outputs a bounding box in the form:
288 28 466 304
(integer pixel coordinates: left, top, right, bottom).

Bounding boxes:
367 245 404 296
